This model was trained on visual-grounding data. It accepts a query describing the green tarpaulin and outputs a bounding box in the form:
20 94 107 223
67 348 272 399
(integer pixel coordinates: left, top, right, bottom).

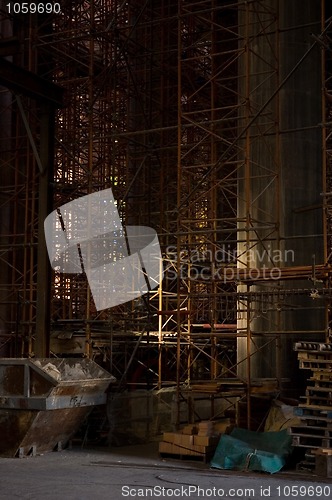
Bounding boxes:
210 428 293 474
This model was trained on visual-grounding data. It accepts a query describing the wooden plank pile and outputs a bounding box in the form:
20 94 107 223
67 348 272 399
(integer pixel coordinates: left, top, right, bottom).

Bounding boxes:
290 342 332 472
159 420 230 462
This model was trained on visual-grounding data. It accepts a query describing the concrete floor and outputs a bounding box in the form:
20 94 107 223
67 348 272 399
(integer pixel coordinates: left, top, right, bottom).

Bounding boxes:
0 443 332 500
0 443 330 500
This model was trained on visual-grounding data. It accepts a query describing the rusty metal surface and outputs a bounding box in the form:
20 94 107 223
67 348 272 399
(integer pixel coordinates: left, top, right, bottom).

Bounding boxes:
0 364 25 395
0 358 115 457
0 358 115 410
0 407 91 457
0 409 36 457
19 407 92 455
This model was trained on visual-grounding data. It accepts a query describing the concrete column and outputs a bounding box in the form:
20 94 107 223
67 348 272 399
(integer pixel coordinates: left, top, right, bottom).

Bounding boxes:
237 0 324 391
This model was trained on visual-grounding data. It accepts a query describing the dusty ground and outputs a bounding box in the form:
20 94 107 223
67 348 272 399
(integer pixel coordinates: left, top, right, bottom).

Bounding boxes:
0 442 330 500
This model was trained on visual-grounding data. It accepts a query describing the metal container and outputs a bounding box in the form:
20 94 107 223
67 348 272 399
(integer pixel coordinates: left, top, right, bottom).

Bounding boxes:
0 358 115 457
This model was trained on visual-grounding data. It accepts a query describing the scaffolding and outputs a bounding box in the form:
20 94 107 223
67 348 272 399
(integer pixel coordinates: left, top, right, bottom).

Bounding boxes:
0 0 332 428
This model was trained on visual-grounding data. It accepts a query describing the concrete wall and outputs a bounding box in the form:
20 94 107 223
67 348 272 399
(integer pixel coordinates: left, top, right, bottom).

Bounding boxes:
237 0 324 389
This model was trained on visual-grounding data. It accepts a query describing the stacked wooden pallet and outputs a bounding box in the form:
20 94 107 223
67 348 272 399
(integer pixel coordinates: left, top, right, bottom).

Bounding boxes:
159 421 228 462
290 342 332 470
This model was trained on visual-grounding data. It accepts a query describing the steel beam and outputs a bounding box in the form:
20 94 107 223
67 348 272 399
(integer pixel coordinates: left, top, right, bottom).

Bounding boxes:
0 57 64 107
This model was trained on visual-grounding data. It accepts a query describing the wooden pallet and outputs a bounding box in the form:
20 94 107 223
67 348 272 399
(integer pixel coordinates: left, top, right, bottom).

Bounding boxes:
306 385 332 393
299 451 332 479
295 406 332 418
306 387 332 396
300 396 332 409
301 400 332 409
298 352 332 361
310 373 332 383
294 341 332 453
296 450 316 472
296 416 332 429
302 388 332 407
291 433 332 449
299 360 332 370
290 425 332 438
294 342 332 352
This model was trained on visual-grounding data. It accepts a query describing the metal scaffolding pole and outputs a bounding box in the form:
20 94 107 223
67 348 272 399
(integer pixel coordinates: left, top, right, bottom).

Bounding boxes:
0 0 331 430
